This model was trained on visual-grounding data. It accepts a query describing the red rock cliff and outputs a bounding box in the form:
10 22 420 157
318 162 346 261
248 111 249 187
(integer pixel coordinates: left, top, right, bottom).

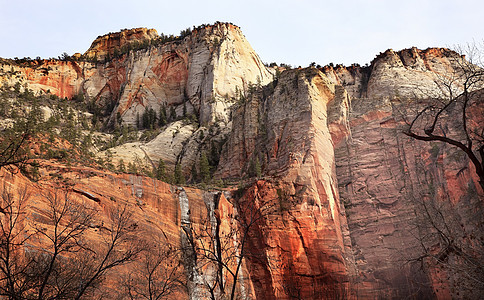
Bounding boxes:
217 68 355 298
1 24 483 298
84 27 159 60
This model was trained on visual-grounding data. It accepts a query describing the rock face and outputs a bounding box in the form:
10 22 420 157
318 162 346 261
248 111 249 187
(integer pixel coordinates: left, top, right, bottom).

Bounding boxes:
84 28 159 60
0 60 88 99
0 162 187 298
218 69 355 298
326 48 483 298
214 48 483 298
0 23 272 172
1 24 483 299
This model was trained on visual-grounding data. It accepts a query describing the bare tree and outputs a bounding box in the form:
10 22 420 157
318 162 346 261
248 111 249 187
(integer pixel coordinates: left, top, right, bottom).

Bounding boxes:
0 185 141 299
122 235 185 300
186 189 276 300
408 188 484 297
0 183 34 299
72 203 141 300
31 190 95 299
399 44 484 297
0 130 30 171
403 43 484 189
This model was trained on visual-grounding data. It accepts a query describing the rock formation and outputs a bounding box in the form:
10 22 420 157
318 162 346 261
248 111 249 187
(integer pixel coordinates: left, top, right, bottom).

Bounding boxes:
0 23 482 299
84 27 159 60
1 23 272 174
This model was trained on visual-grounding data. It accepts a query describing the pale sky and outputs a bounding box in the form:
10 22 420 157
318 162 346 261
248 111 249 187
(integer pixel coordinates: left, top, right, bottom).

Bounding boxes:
1 0 483 67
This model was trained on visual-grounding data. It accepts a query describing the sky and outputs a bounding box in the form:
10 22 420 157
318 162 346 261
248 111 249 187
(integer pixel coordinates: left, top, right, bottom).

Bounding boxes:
1 0 483 67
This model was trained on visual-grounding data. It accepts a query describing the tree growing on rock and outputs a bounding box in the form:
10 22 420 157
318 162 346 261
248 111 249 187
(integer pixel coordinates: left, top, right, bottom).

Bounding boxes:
199 152 211 184
174 163 185 185
155 158 166 180
158 105 167 127
0 88 43 171
248 156 261 178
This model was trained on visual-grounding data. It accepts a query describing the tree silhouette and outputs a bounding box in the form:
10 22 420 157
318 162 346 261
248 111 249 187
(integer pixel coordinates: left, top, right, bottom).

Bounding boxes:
0 186 141 299
403 44 484 189
185 187 277 300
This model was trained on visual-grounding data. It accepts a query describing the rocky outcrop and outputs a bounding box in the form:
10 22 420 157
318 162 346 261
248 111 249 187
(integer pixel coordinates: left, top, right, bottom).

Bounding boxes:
321 47 468 100
0 60 90 99
0 23 272 172
84 27 159 60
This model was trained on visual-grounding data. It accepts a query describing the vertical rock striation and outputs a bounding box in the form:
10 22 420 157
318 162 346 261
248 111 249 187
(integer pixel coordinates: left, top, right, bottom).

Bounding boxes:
327 48 484 299
217 68 355 298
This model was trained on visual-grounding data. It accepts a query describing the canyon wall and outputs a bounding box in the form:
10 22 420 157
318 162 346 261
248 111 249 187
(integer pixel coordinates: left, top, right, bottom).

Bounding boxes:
217 68 355 298
327 48 484 298
0 23 272 173
1 24 483 299
214 47 483 298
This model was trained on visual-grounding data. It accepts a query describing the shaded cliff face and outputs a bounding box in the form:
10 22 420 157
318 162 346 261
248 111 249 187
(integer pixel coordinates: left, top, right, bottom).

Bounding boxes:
329 93 483 299
324 48 484 298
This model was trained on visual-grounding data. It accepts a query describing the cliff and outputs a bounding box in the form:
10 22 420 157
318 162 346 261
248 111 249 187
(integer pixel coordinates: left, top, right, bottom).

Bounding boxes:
217 68 354 298
0 23 272 172
0 23 483 299
324 48 483 298
84 27 159 60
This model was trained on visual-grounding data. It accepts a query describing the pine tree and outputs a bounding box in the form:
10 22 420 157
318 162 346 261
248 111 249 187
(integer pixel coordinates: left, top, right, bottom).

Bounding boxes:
118 159 126 173
174 163 185 185
199 152 211 184
170 107 176 121
191 164 198 183
148 107 156 129
209 141 220 167
255 157 262 178
155 158 166 180
142 107 149 129
158 105 167 127
128 162 137 174
248 156 262 178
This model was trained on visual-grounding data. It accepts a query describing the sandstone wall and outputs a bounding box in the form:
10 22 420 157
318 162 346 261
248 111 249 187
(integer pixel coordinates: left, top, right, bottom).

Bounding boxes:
217 68 356 298
1 24 482 298
327 48 484 299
